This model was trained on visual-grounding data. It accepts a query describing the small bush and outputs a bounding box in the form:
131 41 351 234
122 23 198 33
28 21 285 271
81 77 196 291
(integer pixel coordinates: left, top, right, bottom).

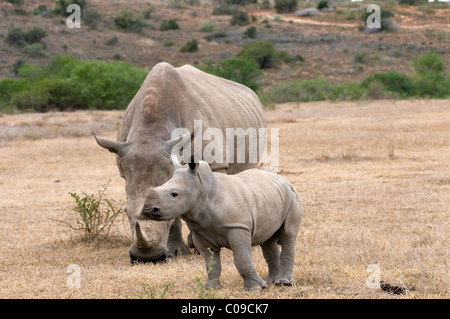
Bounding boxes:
105 36 119 46
180 39 199 53
361 71 415 98
83 9 102 29
317 0 329 11
274 0 298 13
57 182 124 242
237 41 293 69
230 10 250 26
243 26 257 39
114 10 149 34
160 19 180 31
163 40 175 47
200 20 216 32
54 0 87 16
202 58 262 91
5 27 47 47
365 81 389 100
25 43 48 58
353 53 368 64
413 51 449 98
212 4 236 15
413 50 445 75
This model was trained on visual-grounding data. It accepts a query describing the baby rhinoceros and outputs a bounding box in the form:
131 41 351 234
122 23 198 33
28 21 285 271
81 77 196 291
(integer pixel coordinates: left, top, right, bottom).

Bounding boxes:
141 160 302 291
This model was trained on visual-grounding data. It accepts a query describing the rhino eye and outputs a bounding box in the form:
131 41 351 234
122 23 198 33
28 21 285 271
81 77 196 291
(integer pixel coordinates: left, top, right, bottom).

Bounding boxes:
171 191 178 198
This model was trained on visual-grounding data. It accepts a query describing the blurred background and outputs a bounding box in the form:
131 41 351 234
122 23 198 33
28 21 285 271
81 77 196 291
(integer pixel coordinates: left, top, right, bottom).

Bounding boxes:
0 0 449 113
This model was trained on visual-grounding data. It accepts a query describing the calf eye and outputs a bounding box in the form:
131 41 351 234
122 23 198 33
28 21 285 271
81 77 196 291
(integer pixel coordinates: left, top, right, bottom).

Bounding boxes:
171 191 178 198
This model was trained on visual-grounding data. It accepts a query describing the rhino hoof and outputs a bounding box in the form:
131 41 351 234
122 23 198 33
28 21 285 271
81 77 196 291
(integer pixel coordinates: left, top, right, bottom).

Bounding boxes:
205 279 223 290
244 280 267 292
275 278 292 287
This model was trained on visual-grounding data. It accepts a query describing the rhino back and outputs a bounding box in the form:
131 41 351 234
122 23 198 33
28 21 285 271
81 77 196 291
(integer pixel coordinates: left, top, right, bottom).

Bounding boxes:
117 63 266 172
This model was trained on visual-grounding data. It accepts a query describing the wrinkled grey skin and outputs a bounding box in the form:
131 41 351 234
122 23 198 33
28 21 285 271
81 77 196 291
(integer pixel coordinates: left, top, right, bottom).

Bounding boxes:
94 62 266 263
143 161 302 291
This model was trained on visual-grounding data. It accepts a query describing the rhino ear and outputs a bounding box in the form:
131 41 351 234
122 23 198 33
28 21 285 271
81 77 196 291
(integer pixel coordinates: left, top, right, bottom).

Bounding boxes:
188 161 199 174
93 133 127 155
187 154 199 174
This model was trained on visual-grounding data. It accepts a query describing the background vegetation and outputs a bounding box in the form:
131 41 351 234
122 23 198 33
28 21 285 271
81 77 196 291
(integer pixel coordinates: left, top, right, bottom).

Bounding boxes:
0 0 449 113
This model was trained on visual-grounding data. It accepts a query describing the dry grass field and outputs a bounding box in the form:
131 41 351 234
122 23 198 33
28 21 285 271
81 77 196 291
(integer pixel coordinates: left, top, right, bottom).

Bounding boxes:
0 99 449 299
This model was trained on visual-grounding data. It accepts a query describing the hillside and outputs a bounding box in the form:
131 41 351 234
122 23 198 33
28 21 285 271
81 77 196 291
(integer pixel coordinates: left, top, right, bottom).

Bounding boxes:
1 0 449 91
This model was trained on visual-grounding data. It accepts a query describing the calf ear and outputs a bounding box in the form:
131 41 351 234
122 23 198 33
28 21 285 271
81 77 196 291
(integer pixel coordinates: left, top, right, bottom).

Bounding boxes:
187 154 199 174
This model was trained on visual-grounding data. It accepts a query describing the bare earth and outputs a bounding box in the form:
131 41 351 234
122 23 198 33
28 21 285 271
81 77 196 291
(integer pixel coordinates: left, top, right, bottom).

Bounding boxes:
0 99 449 298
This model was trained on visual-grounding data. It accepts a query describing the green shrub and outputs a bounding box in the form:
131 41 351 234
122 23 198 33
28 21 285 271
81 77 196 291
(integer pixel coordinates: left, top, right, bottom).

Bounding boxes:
54 0 87 16
5 0 23 5
114 10 148 33
163 40 175 47
205 31 228 41
361 71 415 98
330 83 366 101
105 36 119 46
200 20 216 32
412 51 449 98
180 39 199 53
413 51 445 75
243 26 257 39
230 10 250 26
5 27 47 47
0 55 147 112
237 41 293 69
353 53 367 64
317 0 328 10
202 58 262 91
60 182 124 242
25 43 48 58
83 9 102 29
212 4 236 15
364 81 389 100
160 19 180 31
274 0 298 13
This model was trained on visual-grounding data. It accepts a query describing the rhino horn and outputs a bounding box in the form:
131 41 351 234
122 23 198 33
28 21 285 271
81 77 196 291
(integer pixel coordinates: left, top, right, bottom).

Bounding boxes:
93 133 128 155
134 221 150 248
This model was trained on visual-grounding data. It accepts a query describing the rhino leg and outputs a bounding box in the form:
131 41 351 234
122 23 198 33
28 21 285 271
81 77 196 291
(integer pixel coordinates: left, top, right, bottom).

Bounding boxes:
192 232 223 289
167 217 190 257
275 202 302 286
261 237 281 283
228 229 267 292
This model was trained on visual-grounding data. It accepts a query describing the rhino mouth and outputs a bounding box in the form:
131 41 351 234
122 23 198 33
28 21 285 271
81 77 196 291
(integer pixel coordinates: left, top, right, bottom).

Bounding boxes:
129 245 171 265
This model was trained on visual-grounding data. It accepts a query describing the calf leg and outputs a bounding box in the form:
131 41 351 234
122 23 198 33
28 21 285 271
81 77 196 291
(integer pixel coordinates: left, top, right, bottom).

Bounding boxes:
260 236 281 283
191 232 222 289
227 229 267 291
277 201 302 286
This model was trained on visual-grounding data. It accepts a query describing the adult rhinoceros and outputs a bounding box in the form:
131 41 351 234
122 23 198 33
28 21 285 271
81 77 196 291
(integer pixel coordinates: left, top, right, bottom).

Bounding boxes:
94 62 266 264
